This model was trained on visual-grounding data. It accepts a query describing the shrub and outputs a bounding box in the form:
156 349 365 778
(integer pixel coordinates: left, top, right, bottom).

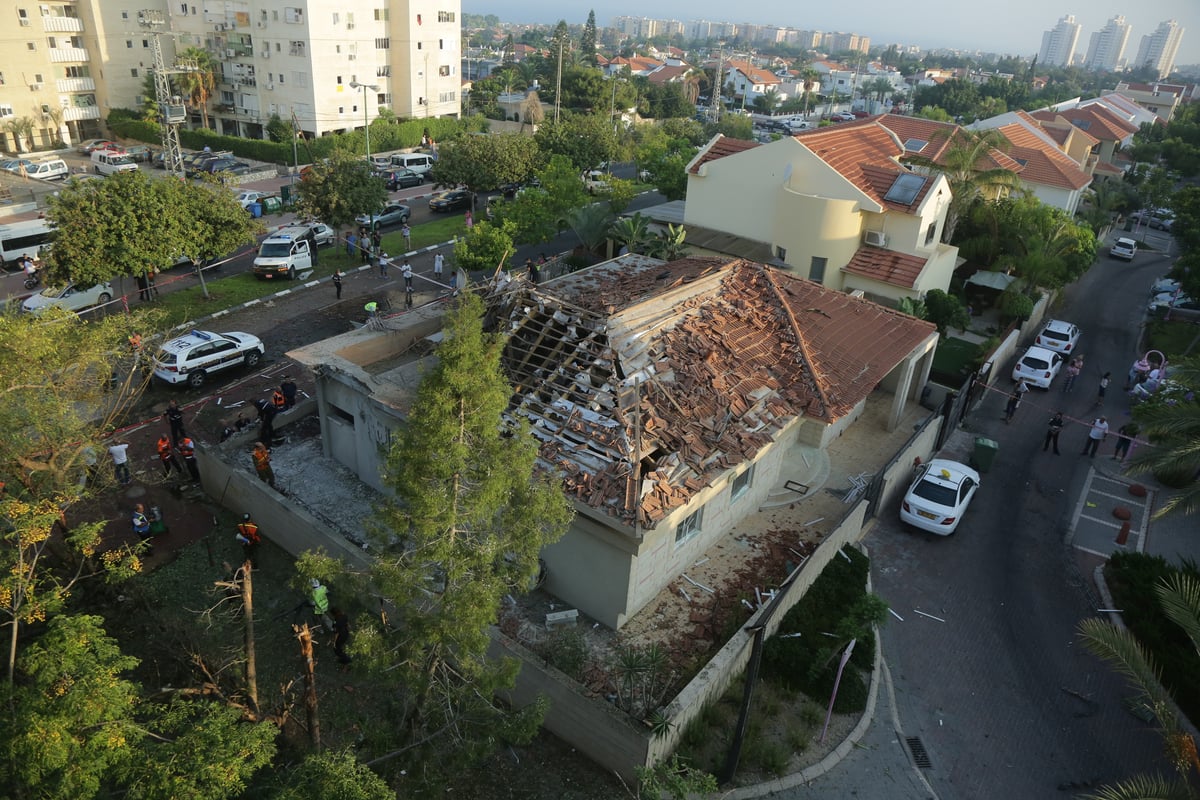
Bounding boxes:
539 627 588 681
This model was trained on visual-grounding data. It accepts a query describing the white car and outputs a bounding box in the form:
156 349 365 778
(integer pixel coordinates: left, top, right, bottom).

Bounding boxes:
22 282 114 315
305 222 335 247
1011 345 1064 389
152 330 265 388
900 459 981 535
234 189 269 209
1033 319 1080 355
1110 237 1137 261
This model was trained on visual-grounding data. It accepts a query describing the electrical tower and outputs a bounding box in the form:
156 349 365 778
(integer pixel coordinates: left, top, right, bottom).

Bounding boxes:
137 10 188 178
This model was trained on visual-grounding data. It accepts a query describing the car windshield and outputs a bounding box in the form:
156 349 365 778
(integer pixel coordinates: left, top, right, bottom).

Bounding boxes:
39 286 69 299
108 155 134 165
259 242 292 257
1022 356 1050 371
912 478 957 507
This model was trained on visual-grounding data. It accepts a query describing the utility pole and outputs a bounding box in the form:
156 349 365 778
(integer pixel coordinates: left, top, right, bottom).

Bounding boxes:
710 43 725 123
554 39 564 124
137 9 187 179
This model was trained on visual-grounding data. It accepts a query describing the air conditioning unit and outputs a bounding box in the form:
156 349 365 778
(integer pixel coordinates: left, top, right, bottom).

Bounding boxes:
220 22 229 31
862 230 887 247
213 23 222 31
19 18 30 26
29 83 42 91
256 21 265 28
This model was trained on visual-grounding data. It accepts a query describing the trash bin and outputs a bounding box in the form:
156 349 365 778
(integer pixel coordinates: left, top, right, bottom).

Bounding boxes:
262 196 282 214
971 437 999 473
248 202 262 218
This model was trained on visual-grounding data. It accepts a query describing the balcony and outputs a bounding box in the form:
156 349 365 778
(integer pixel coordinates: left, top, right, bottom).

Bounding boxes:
63 106 100 121
56 77 95 92
48 47 88 63
42 15 84 33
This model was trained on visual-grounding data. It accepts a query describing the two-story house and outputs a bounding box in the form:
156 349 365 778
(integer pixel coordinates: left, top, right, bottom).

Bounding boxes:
970 110 1094 213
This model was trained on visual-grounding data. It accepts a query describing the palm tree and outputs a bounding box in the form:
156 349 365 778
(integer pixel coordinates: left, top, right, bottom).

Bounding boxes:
514 60 539 91
177 46 218 129
680 67 704 106
864 77 894 112
909 127 1023 243
753 88 781 114
1126 356 1200 518
3 117 35 153
1078 572 1200 799
798 68 820 118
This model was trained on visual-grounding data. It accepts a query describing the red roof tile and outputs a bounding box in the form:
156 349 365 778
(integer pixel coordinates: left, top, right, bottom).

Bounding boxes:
689 135 761 174
996 123 1092 190
842 247 928 289
792 124 935 210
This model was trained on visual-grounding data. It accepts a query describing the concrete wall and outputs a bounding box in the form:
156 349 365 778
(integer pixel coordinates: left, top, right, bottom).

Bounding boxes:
873 414 942 512
795 396 867 449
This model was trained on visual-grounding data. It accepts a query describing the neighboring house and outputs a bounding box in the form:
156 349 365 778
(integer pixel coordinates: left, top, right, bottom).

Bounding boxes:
969 110 1093 213
1030 106 1138 172
1085 91 1164 130
680 122 961 307
606 55 663 78
1112 81 1186 121
724 60 784 103
291 254 938 629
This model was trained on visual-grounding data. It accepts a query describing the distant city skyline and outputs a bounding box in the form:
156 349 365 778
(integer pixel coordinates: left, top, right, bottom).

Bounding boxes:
469 1 1200 68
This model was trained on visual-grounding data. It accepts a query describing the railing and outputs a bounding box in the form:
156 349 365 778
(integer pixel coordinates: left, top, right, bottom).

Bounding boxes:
41 15 84 32
48 47 89 63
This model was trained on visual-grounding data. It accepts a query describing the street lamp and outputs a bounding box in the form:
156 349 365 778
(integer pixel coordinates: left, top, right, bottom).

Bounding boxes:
348 81 379 163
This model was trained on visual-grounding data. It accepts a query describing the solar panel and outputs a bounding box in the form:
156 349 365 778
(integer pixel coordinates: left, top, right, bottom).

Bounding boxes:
903 138 928 152
884 173 927 205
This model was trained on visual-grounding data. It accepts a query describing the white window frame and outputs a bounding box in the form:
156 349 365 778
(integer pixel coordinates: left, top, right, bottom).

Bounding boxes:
730 466 754 502
675 507 703 545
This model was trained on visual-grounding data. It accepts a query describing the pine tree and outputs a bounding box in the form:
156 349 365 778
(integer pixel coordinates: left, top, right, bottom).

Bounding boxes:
581 11 598 66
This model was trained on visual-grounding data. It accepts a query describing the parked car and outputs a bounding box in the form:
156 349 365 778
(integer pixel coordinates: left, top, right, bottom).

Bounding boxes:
582 169 610 194
899 459 981 535
234 189 270 209
0 158 34 174
385 168 424 190
355 202 411 229
76 139 120 154
1011 345 1065 389
1109 237 1137 261
201 157 251 176
122 144 156 163
1147 292 1199 313
152 330 265 388
304 222 336 247
428 190 474 213
1033 319 1080 355
21 282 114 315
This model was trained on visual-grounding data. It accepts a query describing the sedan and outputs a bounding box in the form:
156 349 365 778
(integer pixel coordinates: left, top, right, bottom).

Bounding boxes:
1011 345 1064 389
77 139 120 154
385 169 424 190
1033 319 1080 355
1148 292 1199 313
428 190 474 213
900 459 981 535
122 144 156 163
305 222 336 247
355 203 411 229
22 282 114 315
201 158 251 176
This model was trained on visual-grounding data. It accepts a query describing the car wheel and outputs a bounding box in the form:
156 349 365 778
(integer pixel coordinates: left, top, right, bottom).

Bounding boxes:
98 292 112 304
187 370 207 388
288 266 296 280
244 350 262 368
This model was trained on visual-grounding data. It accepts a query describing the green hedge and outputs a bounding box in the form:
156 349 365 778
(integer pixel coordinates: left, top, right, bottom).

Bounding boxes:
106 108 490 165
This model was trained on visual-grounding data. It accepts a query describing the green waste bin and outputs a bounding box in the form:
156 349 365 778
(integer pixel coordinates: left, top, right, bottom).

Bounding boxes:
261 196 282 214
971 437 999 473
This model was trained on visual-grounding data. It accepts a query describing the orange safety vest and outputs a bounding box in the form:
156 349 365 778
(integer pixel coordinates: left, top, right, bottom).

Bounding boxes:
156 437 172 459
178 438 195 458
236 521 260 544
272 390 286 410
252 448 271 471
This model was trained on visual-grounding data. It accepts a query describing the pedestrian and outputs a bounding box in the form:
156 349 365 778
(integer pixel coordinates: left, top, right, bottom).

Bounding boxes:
405 287 414 309
359 235 371 264
401 258 413 289
252 441 276 488
378 251 390 278
345 231 357 258
537 252 547 265
1063 359 1081 393
108 440 132 485
136 272 150 302
1113 422 1138 462
1043 411 1064 454
1003 391 1021 424
449 269 459 296
401 222 411 251
364 300 378 319
146 267 159 299
331 607 353 664
433 252 444 280
464 209 473 229
526 257 540 285
1126 358 1147 390
332 269 343 299
280 376 297 410
131 503 153 554
1095 372 1110 406
176 435 201 484
165 399 186 444
234 513 261 567
309 578 334 632
156 433 183 478
272 387 287 412
1015 378 1030 398
1081 416 1109 457
253 397 278 444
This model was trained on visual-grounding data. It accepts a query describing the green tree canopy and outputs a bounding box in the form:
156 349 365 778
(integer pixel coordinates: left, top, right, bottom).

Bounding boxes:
428 131 541 192
534 113 616 171
295 149 387 233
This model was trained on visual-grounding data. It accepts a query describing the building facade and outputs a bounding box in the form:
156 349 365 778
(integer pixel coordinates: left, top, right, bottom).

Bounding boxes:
1133 19 1185 79
1039 15 1081 68
1082 16 1131 71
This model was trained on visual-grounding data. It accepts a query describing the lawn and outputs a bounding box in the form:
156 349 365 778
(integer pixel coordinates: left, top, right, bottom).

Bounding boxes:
931 336 980 384
1143 319 1200 361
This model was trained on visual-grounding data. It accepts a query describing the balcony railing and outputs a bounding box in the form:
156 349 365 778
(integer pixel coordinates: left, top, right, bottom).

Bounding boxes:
48 47 88 63
63 106 100 121
42 15 84 33
56 77 95 92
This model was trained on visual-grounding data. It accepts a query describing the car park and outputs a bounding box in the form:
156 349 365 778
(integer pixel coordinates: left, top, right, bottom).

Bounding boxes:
899 459 981 535
1033 319 1080 355
152 330 265 388
21 281 114 315
385 168 424 190
1109 237 1137 261
1011 345 1065 388
122 144 156 163
355 202 411 229
428 190 474 213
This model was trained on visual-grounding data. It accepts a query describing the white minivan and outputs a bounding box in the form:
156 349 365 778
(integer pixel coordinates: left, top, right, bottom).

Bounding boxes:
24 157 70 181
91 150 139 175
389 152 434 176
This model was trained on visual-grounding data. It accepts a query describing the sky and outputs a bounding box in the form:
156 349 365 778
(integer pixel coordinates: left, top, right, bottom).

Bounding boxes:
471 0 1200 67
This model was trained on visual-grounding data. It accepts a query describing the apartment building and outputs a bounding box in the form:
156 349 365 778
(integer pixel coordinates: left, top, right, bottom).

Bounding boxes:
1038 15 1081 68
1132 19 1185 80
1082 16 1131 72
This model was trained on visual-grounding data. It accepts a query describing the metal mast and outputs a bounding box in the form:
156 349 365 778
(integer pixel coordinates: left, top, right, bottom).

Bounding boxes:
138 10 187 178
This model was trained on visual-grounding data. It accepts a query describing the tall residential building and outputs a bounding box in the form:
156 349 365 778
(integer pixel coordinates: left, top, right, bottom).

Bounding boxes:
1133 19 1185 79
1082 16 1131 71
1039 15 1081 67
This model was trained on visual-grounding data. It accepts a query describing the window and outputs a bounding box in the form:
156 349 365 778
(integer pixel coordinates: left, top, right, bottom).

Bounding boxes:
130 68 139 77
417 41 422 50
675 507 703 545
179 3 187 13
775 245 786 262
375 37 389 49
28 42 37 51
331 12 339 24
808 256 826 283
284 6 303 23
34 73 42 83
338 106 344 114
376 65 390 77
47 36 57 48
438 11 455 22
374 8 388 21
65 66 90 78
336 75 343 85
439 38 444 49
142 39 150 48
346 12 354 29
291 71 307 88
730 466 753 502
289 41 305 56
378 92 390 105
438 91 456 102
439 65 450 77
278 74 284 84
0 105 13 118
924 221 937 245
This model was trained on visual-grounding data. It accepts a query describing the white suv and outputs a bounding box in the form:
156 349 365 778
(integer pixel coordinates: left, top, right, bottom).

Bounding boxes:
152 330 265 388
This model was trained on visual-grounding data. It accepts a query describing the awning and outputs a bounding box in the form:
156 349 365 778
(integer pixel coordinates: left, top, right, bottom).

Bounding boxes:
966 271 1016 291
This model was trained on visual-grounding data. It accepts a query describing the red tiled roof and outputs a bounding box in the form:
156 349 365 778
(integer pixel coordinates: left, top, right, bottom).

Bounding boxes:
872 116 1021 172
1040 106 1138 141
489 256 935 528
793 124 935 211
689 135 761 174
647 63 690 85
842 247 928 289
996 123 1092 190
725 59 780 85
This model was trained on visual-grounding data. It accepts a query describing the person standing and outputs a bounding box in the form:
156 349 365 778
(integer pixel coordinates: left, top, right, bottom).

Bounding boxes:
132 503 153 554
345 231 357 258
252 441 276 488
359 233 371 264
1081 416 1109 457
253 398 278 444
401 222 411 251
1003 391 1021 424
371 228 382 253
433 252 444 281
272 388 287 413
1043 411 1065 454
1095 372 1110 407
378 251 391 279
526 257 540 285
1063 358 1081 393
176 436 201 484
157 433 183 478
464 209 473 229
234 513 261 567
308 579 334 632
280 376 297 410
332 269 343 300
1113 422 1138 462
331 607 353 664
401 258 413 289
108 440 132 485
165 400 186 444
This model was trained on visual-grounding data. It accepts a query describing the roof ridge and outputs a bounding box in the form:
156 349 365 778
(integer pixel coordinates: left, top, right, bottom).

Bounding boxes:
758 264 830 419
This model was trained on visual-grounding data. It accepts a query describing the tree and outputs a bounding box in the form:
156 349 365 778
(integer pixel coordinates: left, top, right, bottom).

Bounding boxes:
490 155 587 243
295 149 387 236
519 91 545 131
798 68 820 118
429 132 541 195
321 292 574 786
451 219 517 273
610 213 653 254
922 289 969 334
4 116 35 153
271 750 394 800
909 127 1023 243
1127 356 1200 517
580 10 598 66
265 113 293 143
176 47 218 129
139 72 160 122
534 113 616 171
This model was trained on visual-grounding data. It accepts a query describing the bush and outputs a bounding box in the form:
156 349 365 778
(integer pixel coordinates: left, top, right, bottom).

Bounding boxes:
998 289 1034 324
539 627 588 681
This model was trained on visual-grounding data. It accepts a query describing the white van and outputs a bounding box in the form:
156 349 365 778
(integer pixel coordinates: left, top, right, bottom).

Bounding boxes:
24 158 70 181
389 152 434 176
91 150 139 176
252 225 317 280
0 218 55 267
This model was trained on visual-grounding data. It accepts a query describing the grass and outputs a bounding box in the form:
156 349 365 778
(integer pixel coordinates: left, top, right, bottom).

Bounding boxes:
1143 319 1200 361
931 336 980 383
